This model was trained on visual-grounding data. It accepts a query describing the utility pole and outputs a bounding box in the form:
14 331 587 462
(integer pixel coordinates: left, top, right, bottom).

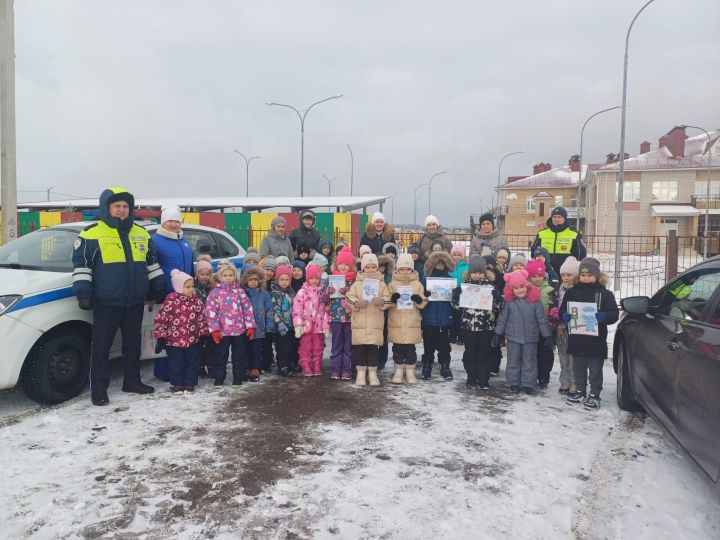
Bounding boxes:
0 0 17 245
347 144 354 196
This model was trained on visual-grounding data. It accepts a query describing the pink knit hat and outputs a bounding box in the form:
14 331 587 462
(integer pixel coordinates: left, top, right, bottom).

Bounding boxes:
451 243 466 257
504 269 529 289
306 264 321 281
526 260 546 278
170 269 193 294
196 254 213 273
335 246 356 269
275 265 292 281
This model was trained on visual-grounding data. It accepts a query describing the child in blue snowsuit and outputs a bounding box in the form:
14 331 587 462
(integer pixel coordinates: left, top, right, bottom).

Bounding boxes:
420 251 456 381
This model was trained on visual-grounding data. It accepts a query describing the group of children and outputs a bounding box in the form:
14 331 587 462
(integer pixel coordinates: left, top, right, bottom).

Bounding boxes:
152 239 618 410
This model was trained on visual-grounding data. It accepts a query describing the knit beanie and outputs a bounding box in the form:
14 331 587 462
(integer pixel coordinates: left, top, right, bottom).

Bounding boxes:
509 253 528 268
271 216 287 231
300 210 315 223
195 254 213 274
335 246 355 269
296 243 311 256
468 256 486 275
312 253 328 268
478 213 494 227
216 259 238 280
396 253 414 270
263 256 277 271
361 253 379 270
407 244 422 255
244 251 260 265
382 242 398 256
247 246 259 254
551 206 568 220
451 243 466 257
275 265 292 281
430 239 445 252
526 260 546 278
306 264 321 281
371 211 385 224
276 255 290 266
160 205 182 224
292 260 306 270
170 269 193 293
559 256 580 275
482 255 497 268
578 257 601 279
424 214 440 227
495 247 510 260
358 245 372 258
505 269 530 289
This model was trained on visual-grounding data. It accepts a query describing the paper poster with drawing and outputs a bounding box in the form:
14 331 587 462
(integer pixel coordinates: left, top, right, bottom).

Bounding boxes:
361 278 380 301
396 286 414 310
459 284 494 311
567 301 599 336
328 275 346 298
426 277 455 302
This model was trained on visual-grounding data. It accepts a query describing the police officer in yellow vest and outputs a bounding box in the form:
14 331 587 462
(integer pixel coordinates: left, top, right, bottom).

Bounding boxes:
531 206 587 277
72 188 166 406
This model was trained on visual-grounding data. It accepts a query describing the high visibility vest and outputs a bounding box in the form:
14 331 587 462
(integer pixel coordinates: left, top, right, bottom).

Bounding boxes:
537 227 578 255
79 221 150 264
668 280 692 300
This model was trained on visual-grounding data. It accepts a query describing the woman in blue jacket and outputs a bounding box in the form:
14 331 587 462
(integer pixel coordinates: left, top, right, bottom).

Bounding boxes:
152 205 194 380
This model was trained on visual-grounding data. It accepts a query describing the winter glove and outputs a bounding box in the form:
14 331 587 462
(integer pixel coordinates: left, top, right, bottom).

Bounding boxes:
338 287 347 295
324 329 330 338
390 292 400 303
246 327 254 340
452 286 462 303
295 327 303 339
212 330 223 344
411 294 423 304
544 335 555 349
355 299 369 309
78 297 93 311
548 307 559 320
424 289 432 297
490 334 501 348
371 296 385 308
327 287 336 295
561 312 572 322
154 338 166 354
278 322 288 336
595 312 606 323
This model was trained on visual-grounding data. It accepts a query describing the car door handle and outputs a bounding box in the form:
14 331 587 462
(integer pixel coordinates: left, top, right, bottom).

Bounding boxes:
666 341 680 351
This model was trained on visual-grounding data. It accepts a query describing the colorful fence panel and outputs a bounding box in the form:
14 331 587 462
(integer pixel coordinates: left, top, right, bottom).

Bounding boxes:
224 213 250 248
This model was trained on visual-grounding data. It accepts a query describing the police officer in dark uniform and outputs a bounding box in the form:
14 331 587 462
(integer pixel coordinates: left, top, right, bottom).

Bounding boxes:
531 206 587 277
72 188 166 406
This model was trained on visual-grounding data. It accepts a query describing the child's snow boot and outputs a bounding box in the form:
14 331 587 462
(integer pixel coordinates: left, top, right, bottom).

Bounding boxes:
440 362 453 381
583 394 601 410
565 391 584 404
367 366 381 387
421 359 432 380
404 364 418 385
390 364 404 384
355 366 368 386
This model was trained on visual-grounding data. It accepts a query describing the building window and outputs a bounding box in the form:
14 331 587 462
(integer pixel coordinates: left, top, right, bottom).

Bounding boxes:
615 181 640 202
526 196 535 213
694 180 720 197
554 195 563 207
652 181 679 201
569 196 578 208
526 220 536 227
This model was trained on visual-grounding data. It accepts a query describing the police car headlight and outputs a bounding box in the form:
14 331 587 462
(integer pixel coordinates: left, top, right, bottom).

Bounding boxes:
0 295 22 316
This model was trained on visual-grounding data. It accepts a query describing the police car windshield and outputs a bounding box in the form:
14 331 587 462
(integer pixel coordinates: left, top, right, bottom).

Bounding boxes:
0 228 78 273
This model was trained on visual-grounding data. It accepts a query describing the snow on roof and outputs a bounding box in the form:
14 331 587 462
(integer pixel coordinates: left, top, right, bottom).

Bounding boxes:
650 204 701 217
601 130 720 171
16 196 389 212
499 164 588 190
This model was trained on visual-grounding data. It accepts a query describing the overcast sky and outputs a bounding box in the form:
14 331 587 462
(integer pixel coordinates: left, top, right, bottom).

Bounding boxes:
9 0 720 226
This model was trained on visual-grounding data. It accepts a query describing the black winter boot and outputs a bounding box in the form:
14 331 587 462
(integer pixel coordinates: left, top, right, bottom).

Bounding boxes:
421 360 432 380
440 362 453 381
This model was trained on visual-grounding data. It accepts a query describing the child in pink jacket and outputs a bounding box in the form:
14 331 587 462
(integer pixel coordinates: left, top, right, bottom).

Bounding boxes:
293 264 331 376
205 259 257 386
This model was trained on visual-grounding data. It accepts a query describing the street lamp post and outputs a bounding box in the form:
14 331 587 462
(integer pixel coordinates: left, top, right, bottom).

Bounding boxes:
414 182 428 226
266 94 343 197
614 0 656 295
496 151 524 222
347 144 354 196
390 192 398 224
681 125 714 258
322 174 336 213
427 170 448 215
577 106 621 232
233 150 260 197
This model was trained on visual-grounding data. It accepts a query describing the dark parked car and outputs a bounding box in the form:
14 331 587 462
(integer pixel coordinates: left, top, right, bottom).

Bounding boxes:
614 255 720 489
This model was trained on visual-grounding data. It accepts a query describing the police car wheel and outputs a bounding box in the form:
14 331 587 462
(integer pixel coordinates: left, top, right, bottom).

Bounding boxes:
21 331 90 405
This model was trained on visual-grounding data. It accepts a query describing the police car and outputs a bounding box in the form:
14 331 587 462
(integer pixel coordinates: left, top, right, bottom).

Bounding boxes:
0 222 246 404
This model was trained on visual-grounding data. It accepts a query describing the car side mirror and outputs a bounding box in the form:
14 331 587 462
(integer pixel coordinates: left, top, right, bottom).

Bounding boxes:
621 296 650 315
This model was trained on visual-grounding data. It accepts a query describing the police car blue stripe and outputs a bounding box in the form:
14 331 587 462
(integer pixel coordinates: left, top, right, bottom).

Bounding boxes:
6 287 76 314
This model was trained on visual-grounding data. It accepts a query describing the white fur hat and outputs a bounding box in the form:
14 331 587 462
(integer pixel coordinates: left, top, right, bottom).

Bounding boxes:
161 205 182 224
371 211 385 223
424 214 439 227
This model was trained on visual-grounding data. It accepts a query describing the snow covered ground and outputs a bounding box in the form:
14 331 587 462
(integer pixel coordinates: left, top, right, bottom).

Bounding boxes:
2 345 719 540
